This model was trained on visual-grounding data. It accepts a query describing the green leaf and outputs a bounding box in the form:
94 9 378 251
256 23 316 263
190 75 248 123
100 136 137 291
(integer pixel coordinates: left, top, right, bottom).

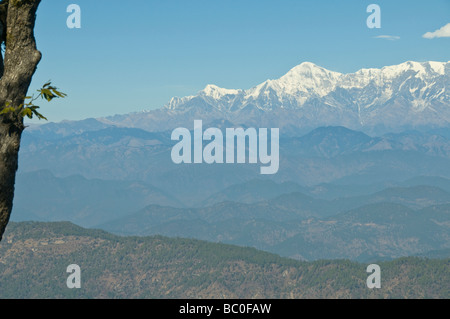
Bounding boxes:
8 81 67 121
20 108 33 119
0 106 15 114
52 89 67 98
32 109 48 121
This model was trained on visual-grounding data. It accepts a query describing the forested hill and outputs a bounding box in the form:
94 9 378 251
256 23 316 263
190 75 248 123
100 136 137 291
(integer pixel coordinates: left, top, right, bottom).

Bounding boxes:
0 222 448 299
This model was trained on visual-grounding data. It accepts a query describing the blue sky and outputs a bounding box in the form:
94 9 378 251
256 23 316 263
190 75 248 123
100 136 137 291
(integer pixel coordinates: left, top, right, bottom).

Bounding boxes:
27 0 450 123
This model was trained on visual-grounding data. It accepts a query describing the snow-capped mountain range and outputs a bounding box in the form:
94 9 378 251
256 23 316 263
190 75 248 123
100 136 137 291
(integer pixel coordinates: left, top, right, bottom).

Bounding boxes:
102 61 449 134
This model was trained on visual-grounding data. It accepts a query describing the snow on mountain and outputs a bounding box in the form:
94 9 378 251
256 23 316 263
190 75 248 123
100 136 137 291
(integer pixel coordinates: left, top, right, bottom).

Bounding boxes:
164 60 448 110
100 61 449 134
201 84 242 99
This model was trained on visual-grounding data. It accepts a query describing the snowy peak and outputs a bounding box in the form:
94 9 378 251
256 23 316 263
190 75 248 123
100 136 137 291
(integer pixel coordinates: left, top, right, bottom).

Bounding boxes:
427 61 446 75
276 62 342 96
200 84 241 99
283 62 340 78
378 61 447 78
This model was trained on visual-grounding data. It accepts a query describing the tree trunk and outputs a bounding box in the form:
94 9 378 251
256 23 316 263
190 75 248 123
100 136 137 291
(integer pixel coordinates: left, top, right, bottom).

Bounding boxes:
0 0 42 241
0 121 22 240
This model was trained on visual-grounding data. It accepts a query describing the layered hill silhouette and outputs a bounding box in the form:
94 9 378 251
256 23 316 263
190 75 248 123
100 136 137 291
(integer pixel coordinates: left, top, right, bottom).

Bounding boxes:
0 222 448 299
13 60 450 267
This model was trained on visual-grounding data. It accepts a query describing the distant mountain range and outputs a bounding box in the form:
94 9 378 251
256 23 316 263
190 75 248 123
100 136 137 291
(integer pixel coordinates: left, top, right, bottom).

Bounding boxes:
12 169 450 262
99 198 450 262
13 170 183 227
13 60 450 263
88 60 449 135
19 125 450 204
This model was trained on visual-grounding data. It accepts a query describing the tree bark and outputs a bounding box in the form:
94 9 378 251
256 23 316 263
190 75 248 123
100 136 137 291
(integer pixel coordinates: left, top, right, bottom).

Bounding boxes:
0 0 42 240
